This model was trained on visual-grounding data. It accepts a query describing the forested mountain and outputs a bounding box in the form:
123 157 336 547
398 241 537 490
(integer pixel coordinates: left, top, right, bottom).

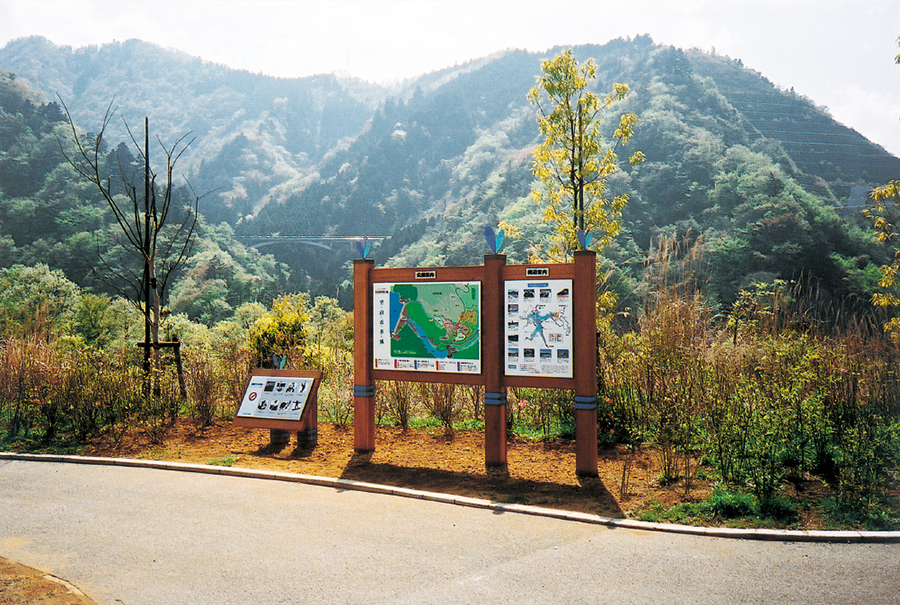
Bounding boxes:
0 36 386 225
0 34 897 317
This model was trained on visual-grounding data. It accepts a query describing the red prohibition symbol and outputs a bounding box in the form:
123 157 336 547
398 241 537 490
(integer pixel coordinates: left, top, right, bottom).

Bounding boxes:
248 392 258 401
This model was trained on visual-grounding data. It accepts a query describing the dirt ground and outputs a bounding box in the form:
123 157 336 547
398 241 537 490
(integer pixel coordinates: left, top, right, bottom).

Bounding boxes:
0 557 95 605
84 419 712 518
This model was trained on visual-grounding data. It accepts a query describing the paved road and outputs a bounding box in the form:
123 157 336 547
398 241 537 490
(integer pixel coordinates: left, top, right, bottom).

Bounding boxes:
1 460 898 605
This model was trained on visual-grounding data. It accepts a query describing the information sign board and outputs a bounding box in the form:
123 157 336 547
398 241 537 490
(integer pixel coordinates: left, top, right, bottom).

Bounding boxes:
355 253 597 476
236 374 316 421
504 278 573 377
373 281 481 374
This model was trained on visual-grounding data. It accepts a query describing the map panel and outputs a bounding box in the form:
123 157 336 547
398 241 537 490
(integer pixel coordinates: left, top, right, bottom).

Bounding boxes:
504 279 573 377
373 281 481 374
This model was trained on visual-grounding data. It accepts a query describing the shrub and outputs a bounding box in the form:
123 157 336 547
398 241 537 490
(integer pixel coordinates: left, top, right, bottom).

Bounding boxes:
187 354 220 428
247 294 310 369
384 381 414 429
758 494 798 524
418 382 462 437
705 485 757 518
833 416 900 505
509 387 574 440
316 346 353 426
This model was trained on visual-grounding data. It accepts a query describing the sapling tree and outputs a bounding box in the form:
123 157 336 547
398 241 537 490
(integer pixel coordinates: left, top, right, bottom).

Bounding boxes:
58 99 199 392
864 36 900 338
527 48 644 262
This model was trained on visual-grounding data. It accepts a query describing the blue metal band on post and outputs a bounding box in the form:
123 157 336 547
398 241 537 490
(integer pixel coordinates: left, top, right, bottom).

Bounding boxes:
353 384 376 398
573 396 598 410
484 391 508 406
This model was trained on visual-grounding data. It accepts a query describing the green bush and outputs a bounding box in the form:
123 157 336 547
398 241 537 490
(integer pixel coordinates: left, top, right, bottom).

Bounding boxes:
822 497 900 530
833 416 900 504
705 485 757 518
758 493 798 524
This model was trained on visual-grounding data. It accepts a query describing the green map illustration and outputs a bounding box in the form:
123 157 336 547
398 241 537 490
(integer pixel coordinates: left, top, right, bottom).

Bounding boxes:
389 282 480 360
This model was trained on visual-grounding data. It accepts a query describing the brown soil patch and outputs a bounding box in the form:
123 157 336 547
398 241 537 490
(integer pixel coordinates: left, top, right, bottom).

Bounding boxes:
78 419 709 517
0 557 95 605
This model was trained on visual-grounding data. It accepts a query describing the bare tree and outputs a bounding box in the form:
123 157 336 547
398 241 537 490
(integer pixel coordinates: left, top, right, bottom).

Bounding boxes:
58 99 200 393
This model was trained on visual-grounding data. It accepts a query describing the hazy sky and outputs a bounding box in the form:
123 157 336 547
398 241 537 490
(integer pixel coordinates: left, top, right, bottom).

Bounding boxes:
2 0 899 156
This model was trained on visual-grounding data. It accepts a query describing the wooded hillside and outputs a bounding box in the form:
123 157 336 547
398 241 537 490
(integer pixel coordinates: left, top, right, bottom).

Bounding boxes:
1 34 897 315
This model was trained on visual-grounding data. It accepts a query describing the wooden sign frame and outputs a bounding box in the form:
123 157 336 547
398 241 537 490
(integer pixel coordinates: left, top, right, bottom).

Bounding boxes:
233 369 322 441
353 252 598 477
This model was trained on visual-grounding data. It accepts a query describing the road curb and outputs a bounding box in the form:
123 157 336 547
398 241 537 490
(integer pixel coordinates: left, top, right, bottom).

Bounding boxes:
3 451 899 544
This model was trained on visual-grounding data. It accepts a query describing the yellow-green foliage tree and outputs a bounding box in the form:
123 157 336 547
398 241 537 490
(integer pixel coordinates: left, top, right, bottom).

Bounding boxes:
247 294 310 368
865 36 900 338
527 48 644 262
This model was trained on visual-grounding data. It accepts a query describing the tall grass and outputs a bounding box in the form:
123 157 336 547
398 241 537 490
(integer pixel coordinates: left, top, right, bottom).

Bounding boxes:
0 335 143 445
0 333 251 446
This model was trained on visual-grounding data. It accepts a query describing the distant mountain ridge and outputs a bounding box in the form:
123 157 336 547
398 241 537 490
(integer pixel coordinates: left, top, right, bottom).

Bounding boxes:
0 35 388 224
1 34 897 307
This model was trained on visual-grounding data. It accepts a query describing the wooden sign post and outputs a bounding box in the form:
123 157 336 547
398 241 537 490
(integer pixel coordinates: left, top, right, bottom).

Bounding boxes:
572 250 599 474
353 258 376 453
353 252 598 477
482 254 507 469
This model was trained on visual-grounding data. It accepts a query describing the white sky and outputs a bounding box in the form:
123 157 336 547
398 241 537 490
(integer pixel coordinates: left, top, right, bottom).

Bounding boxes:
1 0 899 156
